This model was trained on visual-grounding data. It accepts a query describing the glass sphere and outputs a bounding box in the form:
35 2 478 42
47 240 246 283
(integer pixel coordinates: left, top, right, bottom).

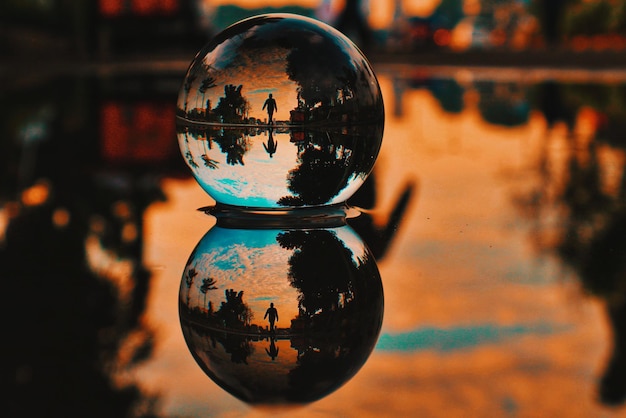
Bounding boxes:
179 223 384 405
176 14 384 209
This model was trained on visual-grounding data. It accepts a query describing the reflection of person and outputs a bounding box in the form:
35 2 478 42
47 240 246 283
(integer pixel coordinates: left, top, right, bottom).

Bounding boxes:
263 128 277 158
264 302 278 332
262 93 277 124
265 337 279 360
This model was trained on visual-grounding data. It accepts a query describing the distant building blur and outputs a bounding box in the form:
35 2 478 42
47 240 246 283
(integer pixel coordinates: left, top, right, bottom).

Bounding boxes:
2 0 626 59
377 0 539 52
0 0 207 58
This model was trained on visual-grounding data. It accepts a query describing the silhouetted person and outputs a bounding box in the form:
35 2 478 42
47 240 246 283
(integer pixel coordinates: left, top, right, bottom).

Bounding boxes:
263 128 277 158
264 302 278 332
265 337 279 360
262 93 277 124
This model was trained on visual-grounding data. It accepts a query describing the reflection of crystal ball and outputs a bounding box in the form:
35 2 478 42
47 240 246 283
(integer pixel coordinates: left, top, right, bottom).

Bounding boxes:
176 14 384 209
179 224 384 405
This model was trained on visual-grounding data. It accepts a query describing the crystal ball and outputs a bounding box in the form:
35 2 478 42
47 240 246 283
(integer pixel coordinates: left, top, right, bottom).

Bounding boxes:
179 223 384 404
176 13 384 209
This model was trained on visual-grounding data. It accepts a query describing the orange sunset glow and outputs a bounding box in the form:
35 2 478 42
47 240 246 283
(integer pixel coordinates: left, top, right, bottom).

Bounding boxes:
201 0 442 29
10 0 626 415
138 69 621 416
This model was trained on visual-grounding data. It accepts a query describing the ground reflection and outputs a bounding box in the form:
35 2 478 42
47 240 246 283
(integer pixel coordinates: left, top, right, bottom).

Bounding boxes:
511 80 626 404
179 224 384 405
4 66 626 416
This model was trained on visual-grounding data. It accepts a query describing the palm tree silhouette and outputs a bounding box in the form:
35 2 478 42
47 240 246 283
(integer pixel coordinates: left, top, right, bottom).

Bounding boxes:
198 76 217 112
214 84 249 124
201 154 219 169
185 151 199 168
182 73 197 113
200 277 218 312
185 267 198 306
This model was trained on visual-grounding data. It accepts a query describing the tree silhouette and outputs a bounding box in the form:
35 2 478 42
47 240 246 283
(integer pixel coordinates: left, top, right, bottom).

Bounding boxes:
284 30 382 125
276 228 384 402
216 289 253 329
283 136 351 206
334 0 373 49
516 83 626 404
185 267 198 306
212 128 250 166
214 84 249 124
182 320 254 368
200 277 218 311
278 126 381 206
201 154 219 169
277 230 356 320
3 79 162 414
580 213 626 404
185 151 199 168
182 73 197 113
198 76 217 111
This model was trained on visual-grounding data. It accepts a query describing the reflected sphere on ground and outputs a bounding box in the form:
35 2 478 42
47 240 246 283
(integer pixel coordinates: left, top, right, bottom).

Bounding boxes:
176 14 384 209
178 223 384 405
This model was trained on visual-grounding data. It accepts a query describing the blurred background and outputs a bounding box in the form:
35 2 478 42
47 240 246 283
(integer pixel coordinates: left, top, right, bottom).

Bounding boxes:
5 0 626 57
4 1 626 417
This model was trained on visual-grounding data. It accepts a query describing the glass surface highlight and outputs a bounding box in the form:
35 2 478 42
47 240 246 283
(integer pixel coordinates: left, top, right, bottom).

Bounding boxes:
176 14 384 209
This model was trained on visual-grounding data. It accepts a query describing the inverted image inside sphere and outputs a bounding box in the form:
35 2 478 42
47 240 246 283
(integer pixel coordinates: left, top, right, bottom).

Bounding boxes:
176 14 384 209
179 224 384 405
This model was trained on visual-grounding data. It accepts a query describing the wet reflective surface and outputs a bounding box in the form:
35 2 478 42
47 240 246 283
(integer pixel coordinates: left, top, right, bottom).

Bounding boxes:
5 61 626 416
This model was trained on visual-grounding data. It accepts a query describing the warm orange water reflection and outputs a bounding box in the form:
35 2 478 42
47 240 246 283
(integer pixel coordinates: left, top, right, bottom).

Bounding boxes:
139 72 623 416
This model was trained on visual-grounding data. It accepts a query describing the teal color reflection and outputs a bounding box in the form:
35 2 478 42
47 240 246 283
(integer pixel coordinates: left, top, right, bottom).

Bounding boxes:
376 322 564 352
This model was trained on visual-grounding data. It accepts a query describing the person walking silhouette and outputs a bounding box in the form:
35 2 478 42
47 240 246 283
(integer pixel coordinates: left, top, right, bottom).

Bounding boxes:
265 337 279 360
264 302 278 332
262 93 277 124
263 128 277 158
